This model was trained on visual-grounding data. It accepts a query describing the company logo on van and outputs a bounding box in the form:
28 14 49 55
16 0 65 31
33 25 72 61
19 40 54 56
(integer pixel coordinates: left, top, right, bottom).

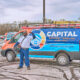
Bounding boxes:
30 29 46 50
47 31 78 37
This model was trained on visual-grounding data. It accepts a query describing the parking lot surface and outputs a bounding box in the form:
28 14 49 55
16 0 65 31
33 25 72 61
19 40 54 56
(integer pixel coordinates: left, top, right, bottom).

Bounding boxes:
0 39 80 80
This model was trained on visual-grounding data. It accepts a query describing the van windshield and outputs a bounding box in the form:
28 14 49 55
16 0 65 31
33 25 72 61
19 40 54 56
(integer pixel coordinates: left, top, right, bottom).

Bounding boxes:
14 32 23 42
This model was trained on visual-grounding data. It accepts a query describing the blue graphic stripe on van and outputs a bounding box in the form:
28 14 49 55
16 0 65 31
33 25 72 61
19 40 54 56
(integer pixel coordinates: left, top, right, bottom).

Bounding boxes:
17 54 54 58
30 43 79 52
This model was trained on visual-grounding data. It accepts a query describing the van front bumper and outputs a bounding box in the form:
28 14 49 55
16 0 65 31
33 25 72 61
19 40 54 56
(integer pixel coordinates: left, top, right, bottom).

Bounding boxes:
1 50 6 57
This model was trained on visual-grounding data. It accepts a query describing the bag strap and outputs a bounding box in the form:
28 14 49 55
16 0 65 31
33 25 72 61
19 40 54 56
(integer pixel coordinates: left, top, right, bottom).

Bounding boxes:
21 36 27 44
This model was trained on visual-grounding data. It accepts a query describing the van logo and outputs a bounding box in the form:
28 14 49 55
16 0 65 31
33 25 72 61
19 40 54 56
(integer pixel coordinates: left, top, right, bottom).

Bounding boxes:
30 29 46 50
31 34 42 46
47 31 78 37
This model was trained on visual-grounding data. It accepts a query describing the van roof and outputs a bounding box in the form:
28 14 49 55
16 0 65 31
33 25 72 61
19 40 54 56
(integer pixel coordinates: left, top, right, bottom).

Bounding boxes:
21 24 80 29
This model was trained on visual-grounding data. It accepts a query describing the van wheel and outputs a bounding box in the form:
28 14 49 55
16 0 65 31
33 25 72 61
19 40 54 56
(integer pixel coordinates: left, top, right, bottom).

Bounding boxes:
6 51 16 62
56 53 70 66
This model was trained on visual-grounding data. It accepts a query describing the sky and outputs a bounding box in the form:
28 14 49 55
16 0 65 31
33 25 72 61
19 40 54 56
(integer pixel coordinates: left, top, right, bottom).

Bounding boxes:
0 0 80 23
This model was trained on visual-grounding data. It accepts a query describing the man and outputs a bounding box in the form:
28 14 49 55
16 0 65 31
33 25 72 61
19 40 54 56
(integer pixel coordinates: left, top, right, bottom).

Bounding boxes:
14 30 35 70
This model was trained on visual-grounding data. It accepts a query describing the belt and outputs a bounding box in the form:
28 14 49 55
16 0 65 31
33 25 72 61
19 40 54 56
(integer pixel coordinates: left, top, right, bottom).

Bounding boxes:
22 48 29 50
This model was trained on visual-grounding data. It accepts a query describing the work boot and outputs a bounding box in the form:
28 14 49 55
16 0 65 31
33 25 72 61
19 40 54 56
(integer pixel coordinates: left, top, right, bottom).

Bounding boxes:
17 66 23 69
27 66 31 70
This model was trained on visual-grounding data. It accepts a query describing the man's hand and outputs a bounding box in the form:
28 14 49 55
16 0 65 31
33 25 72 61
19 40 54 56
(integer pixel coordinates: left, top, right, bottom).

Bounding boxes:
18 44 21 48
13 42 20 51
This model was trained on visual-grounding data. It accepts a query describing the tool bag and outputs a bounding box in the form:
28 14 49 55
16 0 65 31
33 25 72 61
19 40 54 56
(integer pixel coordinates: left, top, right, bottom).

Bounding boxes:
14 36 26 53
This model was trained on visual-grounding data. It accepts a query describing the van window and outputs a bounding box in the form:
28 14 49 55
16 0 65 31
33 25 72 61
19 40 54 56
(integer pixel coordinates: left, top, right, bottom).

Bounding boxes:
14 32 23 42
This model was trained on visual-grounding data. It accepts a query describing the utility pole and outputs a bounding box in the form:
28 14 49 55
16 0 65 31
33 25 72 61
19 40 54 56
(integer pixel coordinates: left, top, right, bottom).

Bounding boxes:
43 0 45 24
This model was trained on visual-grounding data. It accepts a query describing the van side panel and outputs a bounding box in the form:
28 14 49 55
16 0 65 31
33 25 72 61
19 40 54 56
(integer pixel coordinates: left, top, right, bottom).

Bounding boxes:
30 43 79 52
29 28 80 59
29 43 80 60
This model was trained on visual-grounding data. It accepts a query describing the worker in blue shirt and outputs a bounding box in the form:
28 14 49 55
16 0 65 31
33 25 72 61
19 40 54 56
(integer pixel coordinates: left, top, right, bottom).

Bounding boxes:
14 30 35 70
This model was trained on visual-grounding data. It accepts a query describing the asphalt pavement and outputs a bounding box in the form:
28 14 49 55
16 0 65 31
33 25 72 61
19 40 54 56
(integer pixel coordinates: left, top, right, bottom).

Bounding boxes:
0 39 80 80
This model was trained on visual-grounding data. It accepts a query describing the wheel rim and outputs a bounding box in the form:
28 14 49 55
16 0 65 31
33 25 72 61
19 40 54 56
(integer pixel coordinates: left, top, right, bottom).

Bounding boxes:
7 53 13 61
58 56 67 65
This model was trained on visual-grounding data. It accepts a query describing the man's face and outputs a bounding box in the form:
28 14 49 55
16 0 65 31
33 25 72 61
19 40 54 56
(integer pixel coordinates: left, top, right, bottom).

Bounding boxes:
23 31 27 36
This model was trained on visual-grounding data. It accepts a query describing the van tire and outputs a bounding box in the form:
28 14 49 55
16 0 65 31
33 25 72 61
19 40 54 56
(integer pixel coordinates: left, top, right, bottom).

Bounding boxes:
6 51 16 62
56 53 70 66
